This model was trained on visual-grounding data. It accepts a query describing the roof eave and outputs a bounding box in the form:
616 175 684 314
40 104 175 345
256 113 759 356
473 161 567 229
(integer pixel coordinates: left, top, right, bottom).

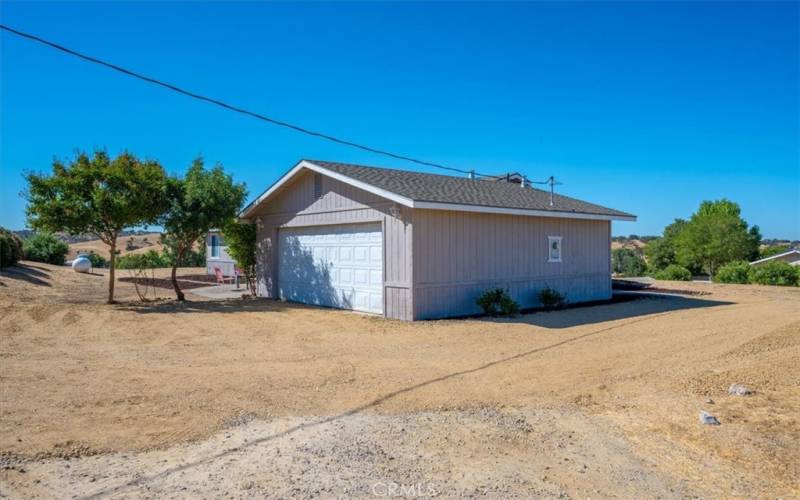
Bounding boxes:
412 201 636 222
240 159 637 223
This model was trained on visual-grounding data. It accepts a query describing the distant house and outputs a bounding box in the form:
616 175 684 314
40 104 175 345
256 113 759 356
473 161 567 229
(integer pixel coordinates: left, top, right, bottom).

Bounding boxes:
205 230 235 276
750 249 800 267
239 160 636 320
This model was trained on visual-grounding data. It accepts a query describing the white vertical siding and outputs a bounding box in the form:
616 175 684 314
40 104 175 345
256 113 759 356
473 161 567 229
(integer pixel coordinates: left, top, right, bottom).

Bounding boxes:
412 209 611 319
251 170 413 320
251 169 613 321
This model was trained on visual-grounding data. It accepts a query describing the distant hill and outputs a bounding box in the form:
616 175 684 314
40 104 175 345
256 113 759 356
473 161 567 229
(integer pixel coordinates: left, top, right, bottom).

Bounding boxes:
67 233 164 260
12 229 159 245
611 236 651 253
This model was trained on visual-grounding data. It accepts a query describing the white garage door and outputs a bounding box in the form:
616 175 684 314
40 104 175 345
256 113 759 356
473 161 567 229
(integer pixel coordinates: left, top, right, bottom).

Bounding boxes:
278 223 383 314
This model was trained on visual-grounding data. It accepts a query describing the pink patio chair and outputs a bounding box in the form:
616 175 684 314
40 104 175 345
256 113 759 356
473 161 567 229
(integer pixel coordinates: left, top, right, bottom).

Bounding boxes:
213 266 234 285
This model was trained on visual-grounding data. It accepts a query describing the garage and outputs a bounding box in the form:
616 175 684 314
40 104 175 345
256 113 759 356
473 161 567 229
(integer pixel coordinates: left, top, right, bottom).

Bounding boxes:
277 223 383 314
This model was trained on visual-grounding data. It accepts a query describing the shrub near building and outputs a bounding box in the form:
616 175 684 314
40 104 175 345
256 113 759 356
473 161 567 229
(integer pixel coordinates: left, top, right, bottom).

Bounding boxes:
749 261 799 287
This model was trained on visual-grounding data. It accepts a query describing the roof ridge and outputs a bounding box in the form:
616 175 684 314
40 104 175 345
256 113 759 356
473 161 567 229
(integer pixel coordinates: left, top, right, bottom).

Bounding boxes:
306 159 633 216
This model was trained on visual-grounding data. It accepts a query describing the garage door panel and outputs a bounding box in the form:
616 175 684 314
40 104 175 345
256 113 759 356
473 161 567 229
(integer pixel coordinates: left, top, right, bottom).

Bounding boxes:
279 223 383 314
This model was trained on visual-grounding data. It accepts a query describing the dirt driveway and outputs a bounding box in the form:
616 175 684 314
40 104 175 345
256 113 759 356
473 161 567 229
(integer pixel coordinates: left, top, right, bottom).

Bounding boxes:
1 262 798 498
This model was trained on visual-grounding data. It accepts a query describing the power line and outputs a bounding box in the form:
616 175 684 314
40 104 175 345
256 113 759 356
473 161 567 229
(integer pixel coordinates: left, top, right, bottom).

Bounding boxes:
0 23 497 177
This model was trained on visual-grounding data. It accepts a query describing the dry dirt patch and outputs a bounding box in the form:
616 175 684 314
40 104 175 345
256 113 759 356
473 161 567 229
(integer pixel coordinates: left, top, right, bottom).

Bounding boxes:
1 263 799 498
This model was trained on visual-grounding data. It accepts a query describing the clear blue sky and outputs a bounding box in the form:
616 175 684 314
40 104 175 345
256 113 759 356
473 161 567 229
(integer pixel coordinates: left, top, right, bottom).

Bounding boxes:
1 1 798 237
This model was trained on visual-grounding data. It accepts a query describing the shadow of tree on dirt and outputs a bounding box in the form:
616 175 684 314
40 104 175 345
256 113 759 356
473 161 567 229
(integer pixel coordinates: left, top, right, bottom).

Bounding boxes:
115 297 291 315
0 263 52 287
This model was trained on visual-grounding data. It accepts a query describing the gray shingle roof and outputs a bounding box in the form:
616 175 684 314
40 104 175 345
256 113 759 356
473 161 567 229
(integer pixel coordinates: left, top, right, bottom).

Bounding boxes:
308 160 634 219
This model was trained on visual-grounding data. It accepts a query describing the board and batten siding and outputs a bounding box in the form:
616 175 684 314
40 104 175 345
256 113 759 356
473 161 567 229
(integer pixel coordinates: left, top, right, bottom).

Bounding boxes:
250 170 414 320
411 209 611 319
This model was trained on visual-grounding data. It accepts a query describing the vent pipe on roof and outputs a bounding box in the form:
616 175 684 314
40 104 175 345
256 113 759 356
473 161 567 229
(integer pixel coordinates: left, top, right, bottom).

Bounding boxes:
468 170 475 180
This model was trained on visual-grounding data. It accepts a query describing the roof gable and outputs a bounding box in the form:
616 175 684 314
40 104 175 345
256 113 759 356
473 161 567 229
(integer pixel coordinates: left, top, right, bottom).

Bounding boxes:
241 160 636 222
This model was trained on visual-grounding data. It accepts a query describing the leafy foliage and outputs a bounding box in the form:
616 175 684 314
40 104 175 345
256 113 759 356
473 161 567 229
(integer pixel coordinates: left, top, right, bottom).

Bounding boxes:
0 228 24 268
612 248 647 277
25 151 168 302
22 232 69 265
646 201 760 277
222 221 257 295
653 264 692 281
748 261 799 286
160 234 206 267
115 250 168 269
80 251 108 268
160 159 246 300
674 200 760 276
538 286 567 309
645 219 687 272
713 261 751 284
476 288 520 316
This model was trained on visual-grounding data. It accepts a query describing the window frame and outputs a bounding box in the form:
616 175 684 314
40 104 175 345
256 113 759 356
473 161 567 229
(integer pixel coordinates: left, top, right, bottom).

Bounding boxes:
548 236 562 263
210 234 220 258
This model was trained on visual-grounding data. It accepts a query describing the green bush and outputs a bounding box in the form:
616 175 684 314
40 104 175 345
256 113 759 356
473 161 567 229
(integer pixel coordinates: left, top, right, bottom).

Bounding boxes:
476 288 520 317
713 261 751 284
748 261 799 286
163 247 205 267
654 264 692 281
116 246 204 270
0 228 24 268
612 248 647 277
82 251 108 268
115 250 168 269
538 286 567 309
22 232 69 265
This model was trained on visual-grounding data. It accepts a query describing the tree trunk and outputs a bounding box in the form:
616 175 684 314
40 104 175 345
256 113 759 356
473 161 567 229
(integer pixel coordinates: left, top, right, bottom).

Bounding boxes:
107 237 117 304
171 245 186 301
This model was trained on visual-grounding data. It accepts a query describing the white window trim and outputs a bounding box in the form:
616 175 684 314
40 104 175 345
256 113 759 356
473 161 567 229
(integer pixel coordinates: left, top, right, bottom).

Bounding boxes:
548 236 562 263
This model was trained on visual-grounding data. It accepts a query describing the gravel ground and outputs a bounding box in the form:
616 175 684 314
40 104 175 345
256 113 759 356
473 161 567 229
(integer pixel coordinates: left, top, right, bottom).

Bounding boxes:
1 262 798 498
2 407 691 499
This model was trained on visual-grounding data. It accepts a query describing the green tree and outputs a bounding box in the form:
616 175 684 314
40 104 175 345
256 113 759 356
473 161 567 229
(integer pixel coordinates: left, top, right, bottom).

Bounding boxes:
644 219 687 271
25 151 167 302
0 228 24 268
23 233 69 265
161 159 246 300
222 220 257 295
674 200 761 276
612 248 647 277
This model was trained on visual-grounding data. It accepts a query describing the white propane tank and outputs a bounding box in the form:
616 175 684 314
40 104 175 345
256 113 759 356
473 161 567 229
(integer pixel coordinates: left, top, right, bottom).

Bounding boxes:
72 255 92 273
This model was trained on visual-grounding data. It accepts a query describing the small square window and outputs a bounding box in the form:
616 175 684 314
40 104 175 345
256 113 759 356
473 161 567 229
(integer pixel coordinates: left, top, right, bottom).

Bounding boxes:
548 236 562 262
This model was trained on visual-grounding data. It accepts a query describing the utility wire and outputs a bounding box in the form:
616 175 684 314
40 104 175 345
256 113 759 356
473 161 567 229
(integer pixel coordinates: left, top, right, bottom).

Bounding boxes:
0 23 498 177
